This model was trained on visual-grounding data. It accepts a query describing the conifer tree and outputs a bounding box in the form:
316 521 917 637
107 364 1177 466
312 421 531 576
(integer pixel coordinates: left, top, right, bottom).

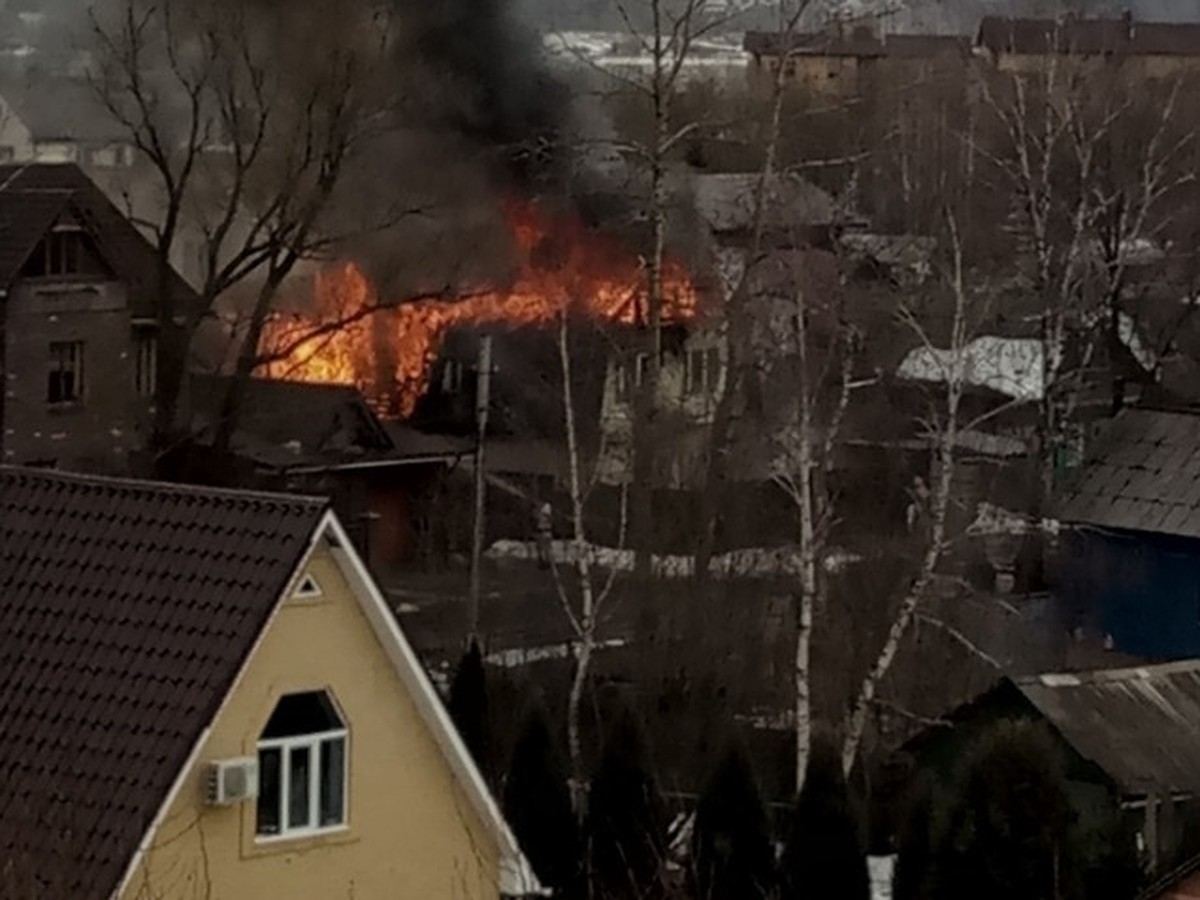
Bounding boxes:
691 743 775 900
931 721 1076 900
781 737 870 900
448 639 490 779
587 707 666 900
893 775 936 900
503 704 582 896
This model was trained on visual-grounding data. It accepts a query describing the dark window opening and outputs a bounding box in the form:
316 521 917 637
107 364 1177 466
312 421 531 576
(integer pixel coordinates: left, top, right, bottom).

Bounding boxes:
21 228 108 278
262 690 344 739
134 331 157 398
47 341 84 404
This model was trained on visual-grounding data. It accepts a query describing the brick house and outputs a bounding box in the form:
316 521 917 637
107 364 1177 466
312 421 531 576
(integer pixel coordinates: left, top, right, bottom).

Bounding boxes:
0 163 194 472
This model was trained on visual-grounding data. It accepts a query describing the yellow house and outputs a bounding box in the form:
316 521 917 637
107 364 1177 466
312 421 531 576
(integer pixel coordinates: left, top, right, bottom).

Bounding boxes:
0 466 538 900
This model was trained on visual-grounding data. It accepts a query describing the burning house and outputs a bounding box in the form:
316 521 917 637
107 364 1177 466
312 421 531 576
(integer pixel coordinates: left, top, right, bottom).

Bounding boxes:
259 199 701 435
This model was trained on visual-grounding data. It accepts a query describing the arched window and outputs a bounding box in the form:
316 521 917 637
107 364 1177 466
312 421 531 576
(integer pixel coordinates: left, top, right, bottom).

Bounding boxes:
256 691 347 838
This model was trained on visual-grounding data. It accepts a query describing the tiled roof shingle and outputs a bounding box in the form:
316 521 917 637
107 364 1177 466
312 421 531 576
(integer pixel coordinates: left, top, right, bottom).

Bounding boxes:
0 467 327 898
1058 408 1200 537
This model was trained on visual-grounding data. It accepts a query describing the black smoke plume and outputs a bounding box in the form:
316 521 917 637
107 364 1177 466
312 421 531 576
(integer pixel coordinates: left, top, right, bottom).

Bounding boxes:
397 0 570 188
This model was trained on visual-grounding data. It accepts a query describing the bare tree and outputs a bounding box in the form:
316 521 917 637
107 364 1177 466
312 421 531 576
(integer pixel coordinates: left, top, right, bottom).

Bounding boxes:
89 0 391 463
974 50 1197 508
553 312 629 817
841 211 971 772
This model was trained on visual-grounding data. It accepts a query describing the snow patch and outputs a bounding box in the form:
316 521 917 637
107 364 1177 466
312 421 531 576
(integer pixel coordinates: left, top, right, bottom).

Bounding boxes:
870 855 896 900
485 638 628 669
484 540 861 578
898 336 1045 400
969 502 1060 537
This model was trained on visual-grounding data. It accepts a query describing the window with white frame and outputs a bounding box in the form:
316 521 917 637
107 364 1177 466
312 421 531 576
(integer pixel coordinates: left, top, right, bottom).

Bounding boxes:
256 691 347 839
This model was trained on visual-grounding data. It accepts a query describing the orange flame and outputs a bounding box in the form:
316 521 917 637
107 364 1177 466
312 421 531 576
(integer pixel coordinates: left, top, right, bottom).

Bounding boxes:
260 200 699 418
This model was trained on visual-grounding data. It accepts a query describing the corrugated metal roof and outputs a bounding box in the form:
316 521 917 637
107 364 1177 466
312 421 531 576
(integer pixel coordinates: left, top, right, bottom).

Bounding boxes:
1016 659 1200 796
1058 408 1200 537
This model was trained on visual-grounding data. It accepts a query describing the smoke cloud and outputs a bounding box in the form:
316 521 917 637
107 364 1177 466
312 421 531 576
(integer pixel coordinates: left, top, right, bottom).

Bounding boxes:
396 0 570 188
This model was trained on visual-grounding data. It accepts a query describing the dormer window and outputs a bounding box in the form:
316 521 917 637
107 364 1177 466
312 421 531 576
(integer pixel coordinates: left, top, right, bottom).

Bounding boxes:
256 691 348 839
21 226 108 278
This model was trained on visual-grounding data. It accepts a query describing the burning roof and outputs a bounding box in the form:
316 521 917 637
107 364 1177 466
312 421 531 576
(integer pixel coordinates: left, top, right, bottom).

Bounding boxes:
260 199 700 418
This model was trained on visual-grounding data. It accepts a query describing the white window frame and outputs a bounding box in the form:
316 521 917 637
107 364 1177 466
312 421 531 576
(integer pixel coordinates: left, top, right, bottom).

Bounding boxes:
256 727 348 841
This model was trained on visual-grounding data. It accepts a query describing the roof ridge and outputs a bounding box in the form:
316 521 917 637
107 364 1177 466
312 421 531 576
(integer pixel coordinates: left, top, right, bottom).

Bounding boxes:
192 373 367 395
1016 657 1200 687
0 465 329 508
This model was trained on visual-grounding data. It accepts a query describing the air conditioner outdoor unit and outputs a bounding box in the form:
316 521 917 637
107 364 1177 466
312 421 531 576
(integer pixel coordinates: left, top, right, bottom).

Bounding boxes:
205 757 259 806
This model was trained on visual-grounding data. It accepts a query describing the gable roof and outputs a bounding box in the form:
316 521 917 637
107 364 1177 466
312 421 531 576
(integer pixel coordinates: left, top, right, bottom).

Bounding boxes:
975 16 1200 57
0 467 327 899
1058 408 1200 537
0 466 538 898
0 163 195 317
1015 659 1200 797
188 375 395 467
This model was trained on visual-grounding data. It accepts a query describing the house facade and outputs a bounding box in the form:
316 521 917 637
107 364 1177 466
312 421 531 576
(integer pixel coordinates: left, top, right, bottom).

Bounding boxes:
0 466 534 900
744 25 969 98
0 164 195 473
973 15 1200 80
1058 408 1200 660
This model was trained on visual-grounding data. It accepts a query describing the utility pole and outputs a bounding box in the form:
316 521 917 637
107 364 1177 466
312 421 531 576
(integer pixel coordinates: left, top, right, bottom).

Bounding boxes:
468 335 493 642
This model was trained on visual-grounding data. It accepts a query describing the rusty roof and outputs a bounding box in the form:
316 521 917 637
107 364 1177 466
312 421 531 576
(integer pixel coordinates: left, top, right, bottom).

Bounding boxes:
0 467 326 898
975 16 1200 57
1016 659 1200 797
1058 408 1200 537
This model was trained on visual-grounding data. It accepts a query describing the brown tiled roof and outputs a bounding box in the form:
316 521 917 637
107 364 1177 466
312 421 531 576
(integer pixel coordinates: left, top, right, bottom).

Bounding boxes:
0 163 196 319
0 467 327 898
975 16 1200 57
1058 408 1200 537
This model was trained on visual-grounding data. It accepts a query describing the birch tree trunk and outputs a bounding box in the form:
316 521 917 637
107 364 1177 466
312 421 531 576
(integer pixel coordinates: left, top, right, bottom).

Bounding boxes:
560 314 597 817
793 281 817 789
840 218 968 774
